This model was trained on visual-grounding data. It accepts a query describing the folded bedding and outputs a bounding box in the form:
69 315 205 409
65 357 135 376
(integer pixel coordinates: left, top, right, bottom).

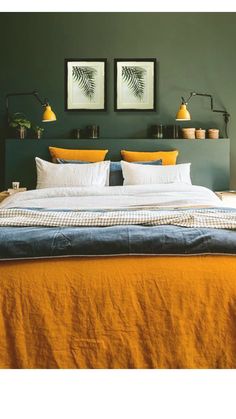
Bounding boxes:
1 223 236 260
1 183 236 260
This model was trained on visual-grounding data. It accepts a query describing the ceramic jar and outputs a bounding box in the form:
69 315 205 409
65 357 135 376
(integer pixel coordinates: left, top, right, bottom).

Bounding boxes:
182 128 196 139
208 129 219 139
195 128 206 139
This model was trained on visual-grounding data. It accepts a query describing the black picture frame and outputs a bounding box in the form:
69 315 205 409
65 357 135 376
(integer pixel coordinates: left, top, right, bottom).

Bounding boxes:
65 58 107 111
114 58 157 112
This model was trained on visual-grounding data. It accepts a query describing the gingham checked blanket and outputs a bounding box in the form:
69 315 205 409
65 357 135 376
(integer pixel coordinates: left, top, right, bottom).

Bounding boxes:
0 207 236 229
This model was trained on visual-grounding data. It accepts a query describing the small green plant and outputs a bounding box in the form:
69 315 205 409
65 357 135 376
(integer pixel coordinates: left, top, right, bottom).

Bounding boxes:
9 113 31 129
33 125 44 133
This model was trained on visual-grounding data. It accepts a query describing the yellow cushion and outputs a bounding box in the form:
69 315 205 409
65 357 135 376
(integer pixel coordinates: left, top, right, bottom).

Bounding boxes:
121 150 179 165
49 147 108 162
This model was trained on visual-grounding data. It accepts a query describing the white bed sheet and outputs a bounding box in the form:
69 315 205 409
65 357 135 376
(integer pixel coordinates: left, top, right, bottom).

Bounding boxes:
0 184 222 210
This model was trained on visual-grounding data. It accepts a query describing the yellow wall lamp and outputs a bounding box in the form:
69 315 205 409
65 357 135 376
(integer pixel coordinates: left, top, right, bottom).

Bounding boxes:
176 92 230 138
5 90 56 123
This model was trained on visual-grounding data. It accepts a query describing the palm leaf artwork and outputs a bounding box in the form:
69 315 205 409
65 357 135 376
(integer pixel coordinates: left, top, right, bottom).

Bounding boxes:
72 66 97 101
121 66 146 101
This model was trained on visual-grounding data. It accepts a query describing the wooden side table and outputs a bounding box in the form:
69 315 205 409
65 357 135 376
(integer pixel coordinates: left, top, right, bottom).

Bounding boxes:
0 191 9 203
0 188 27 204
215 191 236 207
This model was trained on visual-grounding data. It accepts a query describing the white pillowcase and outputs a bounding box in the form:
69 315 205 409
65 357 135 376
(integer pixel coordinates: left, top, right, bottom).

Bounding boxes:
121 160 192 185
36 157 110 189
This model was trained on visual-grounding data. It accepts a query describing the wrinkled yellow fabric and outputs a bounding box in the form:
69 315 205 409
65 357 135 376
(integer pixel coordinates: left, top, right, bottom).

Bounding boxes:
0 255 236 369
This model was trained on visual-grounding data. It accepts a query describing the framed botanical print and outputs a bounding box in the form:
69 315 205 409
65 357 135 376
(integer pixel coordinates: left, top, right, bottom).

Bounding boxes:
114 58 156 111
65 59 107 111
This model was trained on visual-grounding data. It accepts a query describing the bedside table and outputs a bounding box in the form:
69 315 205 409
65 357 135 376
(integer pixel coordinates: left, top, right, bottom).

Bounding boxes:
215 191 236 207
0 188 27 204
0 191 10 203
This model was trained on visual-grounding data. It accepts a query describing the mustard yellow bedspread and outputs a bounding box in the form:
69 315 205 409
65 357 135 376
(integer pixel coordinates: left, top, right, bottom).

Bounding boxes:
0 255 236 368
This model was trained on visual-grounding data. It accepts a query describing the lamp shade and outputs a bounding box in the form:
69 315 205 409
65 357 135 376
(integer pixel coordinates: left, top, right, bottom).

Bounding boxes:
176 104 191 121
42 105 56 122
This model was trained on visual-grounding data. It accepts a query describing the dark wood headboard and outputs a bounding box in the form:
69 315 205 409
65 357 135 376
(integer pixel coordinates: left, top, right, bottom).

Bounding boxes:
4 138 230 191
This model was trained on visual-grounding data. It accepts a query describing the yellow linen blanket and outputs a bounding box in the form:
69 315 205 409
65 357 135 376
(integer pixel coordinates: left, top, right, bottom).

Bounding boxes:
0 255 236 368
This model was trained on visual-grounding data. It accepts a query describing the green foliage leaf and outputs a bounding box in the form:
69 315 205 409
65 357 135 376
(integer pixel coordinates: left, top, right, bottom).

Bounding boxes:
9 113 31 129
122 66 146 100
72 66 97 100
33 125 44 133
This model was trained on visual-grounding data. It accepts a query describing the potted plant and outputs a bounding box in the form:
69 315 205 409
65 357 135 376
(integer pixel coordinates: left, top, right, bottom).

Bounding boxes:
9 113 31 139
33 125 44 139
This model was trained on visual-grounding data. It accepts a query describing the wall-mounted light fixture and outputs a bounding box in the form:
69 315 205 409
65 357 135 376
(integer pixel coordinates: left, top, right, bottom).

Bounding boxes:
176 92 230 137
5 90 57 122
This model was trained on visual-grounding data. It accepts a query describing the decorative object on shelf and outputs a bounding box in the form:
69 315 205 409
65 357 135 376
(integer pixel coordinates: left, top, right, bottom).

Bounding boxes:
164 125 180 139
208 128 219 139
157 124 163 139
175 91 230 137
12 181 20 190
151 124 163 139
75 128 81 139
114 58 156 111
182 127 196 139
33 126 44 139
195 128 206 139
172 124 180 139
65 59 107 111
5 90 56 123
9 113 31 139
87 125 100 139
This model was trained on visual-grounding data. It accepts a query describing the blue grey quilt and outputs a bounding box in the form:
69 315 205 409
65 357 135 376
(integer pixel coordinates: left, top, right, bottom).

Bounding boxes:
1 222 236 260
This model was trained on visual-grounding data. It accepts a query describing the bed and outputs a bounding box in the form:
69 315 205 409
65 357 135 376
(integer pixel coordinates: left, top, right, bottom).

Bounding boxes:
1 181 236 369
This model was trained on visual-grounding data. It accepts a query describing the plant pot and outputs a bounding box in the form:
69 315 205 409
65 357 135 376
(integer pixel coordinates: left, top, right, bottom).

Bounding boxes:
18 127 26 139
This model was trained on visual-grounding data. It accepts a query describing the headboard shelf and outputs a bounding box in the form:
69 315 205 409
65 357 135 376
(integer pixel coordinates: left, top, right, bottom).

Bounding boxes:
4 138 230 191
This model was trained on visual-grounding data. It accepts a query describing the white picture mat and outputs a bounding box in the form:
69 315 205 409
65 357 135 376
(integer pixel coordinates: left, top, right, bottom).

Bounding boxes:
116 61 154 109
67 61 105 109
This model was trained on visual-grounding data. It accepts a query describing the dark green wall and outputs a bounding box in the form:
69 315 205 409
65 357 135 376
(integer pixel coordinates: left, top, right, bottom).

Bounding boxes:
0 12 236 186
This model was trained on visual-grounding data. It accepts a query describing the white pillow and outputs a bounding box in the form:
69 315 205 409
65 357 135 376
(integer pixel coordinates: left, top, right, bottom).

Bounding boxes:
36 157 110 189
121 160 192 185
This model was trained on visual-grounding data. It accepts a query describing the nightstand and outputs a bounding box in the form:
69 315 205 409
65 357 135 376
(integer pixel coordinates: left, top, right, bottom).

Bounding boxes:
0 188 27 204
0 191 9 203
215 191 236 207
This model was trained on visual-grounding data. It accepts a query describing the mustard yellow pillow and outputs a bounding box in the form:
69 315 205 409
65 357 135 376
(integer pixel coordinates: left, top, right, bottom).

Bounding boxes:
49 147 108 163
121 150 179 165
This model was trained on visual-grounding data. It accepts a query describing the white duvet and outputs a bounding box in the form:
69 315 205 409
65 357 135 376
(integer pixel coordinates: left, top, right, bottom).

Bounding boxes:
0 184 222 210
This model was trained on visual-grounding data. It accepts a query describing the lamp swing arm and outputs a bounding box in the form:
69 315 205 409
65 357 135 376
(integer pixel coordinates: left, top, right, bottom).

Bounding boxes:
5 90 56 123
5 91 48 118
180 91 230 138
182 91 230 118
33 91 48 107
